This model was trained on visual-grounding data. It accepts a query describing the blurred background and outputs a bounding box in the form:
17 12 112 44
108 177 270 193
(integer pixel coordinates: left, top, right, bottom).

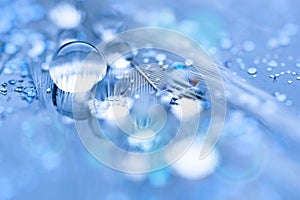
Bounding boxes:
0 0 300 199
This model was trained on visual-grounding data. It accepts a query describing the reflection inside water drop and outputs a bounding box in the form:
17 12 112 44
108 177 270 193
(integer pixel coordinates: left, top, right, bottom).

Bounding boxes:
49 41 107 93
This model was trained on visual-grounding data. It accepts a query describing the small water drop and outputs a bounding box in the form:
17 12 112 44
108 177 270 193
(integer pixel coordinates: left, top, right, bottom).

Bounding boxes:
155 53 167 62
49 3 82 29
274 92 287 102
14 86 23 93
20 70 29 78
143 58 150 63
288 80 293 84
8 80 16 85
0 88 7 95
23 87 37 97
267 60 278 67
242 40 255 52
253 59 260 65
247 67 257 75
220 38 233 50
296 76 300 80
134 94 140 99
4 43 17 55
267 38 279 49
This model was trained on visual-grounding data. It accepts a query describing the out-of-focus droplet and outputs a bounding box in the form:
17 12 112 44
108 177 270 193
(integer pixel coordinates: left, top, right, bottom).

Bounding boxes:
242 40 255 52
274 92 287 102
103 40 132 67
155 53 167 62
220 38 233 50
267 60 278 67
170 139 218 180
49 3 82 29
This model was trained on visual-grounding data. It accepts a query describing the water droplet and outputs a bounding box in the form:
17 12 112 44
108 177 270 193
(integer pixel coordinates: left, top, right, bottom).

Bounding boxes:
267 67 272 71
143 58 150 63
3 43 17 55
220 38 233 50
49 41 107 93
253 59 260 65
113 58 131 69
2 83 7 87
14 86 23 93
274 92 287 102
49 3 82 29
24 96 33 103
286 100 293 106
267 38 279 49
296 76 300 80
236 58 243 63
8 80 16 85
267 60 278 67
23 87 37 97
46 88 51 93
28 39 46 58
288 80 293 84
155 53 167 62
20 70 29 78
134 94 140 99
242 40 255 52
292 72 297 76
0 88 7 95
92 10 125 40
247 67 257 75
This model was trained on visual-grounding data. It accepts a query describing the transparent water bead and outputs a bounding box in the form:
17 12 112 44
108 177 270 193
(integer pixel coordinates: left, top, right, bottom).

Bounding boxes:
49 41 107 93
247 67 257 75
103 39 133 68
